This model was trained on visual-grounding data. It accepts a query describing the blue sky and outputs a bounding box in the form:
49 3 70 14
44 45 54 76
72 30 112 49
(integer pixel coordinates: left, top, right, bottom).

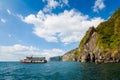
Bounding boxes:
0 0 120 61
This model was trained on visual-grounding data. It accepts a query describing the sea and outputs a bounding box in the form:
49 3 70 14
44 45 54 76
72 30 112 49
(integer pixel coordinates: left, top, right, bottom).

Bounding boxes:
0 62 120 80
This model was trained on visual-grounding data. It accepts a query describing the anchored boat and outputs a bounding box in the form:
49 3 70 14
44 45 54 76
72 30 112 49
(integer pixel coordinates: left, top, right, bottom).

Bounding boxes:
20 56 47 63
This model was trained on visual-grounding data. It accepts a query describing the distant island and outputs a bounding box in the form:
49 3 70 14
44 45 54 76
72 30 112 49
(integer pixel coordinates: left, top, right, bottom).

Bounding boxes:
49 56 62 61
62 8 120 63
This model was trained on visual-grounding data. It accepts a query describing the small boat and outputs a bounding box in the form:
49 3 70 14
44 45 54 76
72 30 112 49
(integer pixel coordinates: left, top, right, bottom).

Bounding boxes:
20 56 47 63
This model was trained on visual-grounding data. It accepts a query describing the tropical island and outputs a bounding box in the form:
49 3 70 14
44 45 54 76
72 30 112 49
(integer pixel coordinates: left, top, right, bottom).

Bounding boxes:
62 8 120 63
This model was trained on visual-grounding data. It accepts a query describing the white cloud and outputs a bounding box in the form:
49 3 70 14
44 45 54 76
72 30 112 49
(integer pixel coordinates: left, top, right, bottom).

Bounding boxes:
41 48 65 60
1 18 6 23
7 9 11 15
0 44 64 61
93 0 105 13
43 0 68 12
22 9 104 44
43 0 59 12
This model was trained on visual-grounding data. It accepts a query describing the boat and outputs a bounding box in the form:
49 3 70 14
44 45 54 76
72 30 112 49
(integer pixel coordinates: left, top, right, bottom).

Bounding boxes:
20 56 47 63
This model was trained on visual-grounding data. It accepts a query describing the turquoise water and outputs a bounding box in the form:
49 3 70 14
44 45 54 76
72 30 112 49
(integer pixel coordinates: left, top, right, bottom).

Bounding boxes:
0 62 120 80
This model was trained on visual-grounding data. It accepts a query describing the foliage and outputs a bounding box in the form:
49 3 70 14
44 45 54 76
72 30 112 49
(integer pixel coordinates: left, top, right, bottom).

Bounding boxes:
63 8 120 59
79 8 120 57
97 8 120 51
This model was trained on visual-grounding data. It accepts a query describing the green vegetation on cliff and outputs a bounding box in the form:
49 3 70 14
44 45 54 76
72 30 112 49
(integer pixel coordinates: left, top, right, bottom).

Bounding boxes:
79 8 120 57
62 8 120 62
62 48 78 61
96 8 120 56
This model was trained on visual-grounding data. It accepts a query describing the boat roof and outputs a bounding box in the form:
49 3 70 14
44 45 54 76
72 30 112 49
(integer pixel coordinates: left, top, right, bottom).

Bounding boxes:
26 56 45 60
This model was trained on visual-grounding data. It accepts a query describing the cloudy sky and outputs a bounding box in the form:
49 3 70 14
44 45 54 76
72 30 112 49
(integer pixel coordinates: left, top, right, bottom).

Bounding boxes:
0 0 120 61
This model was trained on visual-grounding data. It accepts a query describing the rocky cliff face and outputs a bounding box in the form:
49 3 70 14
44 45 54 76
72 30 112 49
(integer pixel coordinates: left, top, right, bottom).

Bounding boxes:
62 8 120 63
62 48 78 61
79 8 120 63
79 27 98 62
79 27 98 52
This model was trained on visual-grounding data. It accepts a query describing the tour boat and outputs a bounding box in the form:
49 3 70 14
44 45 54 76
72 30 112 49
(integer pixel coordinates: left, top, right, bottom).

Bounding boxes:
20 56 47 63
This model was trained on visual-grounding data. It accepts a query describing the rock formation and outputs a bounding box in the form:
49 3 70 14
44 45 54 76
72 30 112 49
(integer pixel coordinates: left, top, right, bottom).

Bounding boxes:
62 48 78 61
79 8 120 63
62 8 120 63
49 56 62 61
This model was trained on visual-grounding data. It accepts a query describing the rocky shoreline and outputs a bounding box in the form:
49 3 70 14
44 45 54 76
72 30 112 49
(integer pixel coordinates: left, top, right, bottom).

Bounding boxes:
80 52 120 63
62 49 120 63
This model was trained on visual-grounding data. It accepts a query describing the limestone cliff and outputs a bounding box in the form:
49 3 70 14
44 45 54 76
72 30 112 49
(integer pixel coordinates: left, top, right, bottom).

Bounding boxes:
79 27 98 62
62 8 120 63
79 8 120 63
62 48 78 61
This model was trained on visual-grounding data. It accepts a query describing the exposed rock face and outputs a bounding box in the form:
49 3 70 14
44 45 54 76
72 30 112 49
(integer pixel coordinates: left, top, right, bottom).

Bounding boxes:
79 25 120 63
81 52 90 62
62 48 78 61
79 8 120 63
79 27 98 62
81 52 95 62
90 53 95 62
83 27 98 52
62 8 120 63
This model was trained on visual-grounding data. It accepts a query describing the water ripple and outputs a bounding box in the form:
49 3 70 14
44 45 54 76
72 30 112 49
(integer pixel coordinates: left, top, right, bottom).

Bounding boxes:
0 62 120 80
